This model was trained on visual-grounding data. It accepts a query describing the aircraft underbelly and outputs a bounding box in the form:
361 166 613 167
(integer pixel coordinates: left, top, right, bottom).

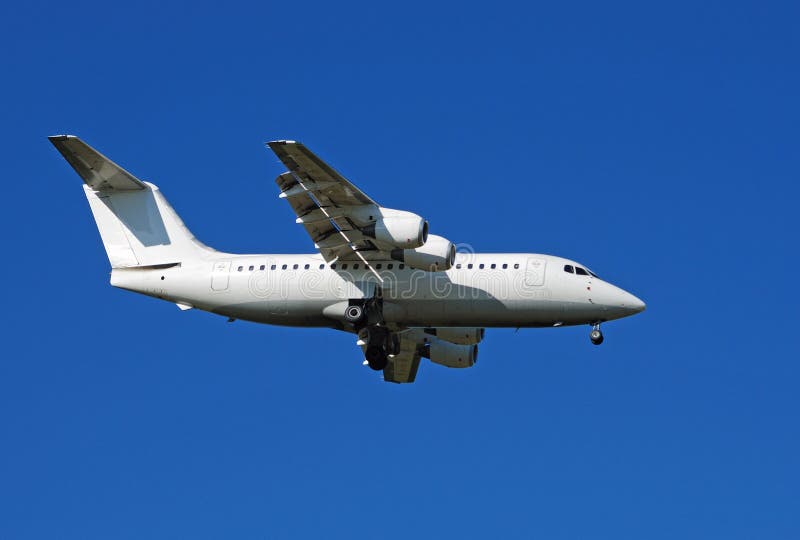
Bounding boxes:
390 296 564 327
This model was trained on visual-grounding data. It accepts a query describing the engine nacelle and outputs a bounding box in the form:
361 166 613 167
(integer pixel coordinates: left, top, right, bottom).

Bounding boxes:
424 339 478 368
424 327 485 345
390 234 455 272
362 209 428 249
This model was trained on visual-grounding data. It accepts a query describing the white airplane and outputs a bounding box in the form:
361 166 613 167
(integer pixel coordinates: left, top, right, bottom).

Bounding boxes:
50 135 645 383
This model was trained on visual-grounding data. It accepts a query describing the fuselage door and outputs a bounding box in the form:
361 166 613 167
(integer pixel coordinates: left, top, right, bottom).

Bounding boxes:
524 258 546 286
211 260 231 291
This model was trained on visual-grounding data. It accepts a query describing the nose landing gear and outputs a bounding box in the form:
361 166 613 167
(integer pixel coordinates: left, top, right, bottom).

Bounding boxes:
590 323 604 345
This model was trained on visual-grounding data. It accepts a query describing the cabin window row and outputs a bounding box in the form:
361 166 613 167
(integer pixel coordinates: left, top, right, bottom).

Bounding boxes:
454 263 520 270
330 263 405 270
236 262 407 272
236 262 526 273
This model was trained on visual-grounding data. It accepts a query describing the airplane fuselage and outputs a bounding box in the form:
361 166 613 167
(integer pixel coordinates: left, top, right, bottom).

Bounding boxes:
111 252 645 330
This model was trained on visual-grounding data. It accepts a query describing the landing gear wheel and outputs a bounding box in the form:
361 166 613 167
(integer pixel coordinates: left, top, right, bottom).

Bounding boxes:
590 326 604 345
365 346 388 370
344 304 365 324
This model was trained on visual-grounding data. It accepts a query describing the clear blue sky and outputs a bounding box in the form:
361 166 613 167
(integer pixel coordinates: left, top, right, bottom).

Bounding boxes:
1 1 798 538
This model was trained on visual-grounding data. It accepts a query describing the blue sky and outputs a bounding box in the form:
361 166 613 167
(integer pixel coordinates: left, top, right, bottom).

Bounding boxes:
1 1 798 538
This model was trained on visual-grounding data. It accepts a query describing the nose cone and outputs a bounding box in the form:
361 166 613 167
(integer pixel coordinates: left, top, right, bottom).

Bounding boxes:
620 290 646 315
590 281 646 319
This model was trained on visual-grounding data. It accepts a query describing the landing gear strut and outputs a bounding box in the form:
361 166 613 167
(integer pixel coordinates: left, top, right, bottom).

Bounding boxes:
590 323 604 346
347 287 397 370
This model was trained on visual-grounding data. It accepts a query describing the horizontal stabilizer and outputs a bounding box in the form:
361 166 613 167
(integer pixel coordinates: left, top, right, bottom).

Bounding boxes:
49 135 146 191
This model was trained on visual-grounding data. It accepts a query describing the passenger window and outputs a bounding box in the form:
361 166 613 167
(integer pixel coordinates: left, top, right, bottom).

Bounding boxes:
341 264 348 270
353 264 359 269
490 263 496 269
456 263 462 269
564 265 574 273
399 264 405 269
270 264 276 270
237 266 243 272
260 265 265 271
387 264 394 269
514 263 519 269
293 264 298 270
467 263 473 269
479 263 485 269
376 263 383 269
249 265 254 271
575 267 588 276
304 264 310 270
502 263 508 269
281 264 287 270
331 263 337 269
319 264 325 270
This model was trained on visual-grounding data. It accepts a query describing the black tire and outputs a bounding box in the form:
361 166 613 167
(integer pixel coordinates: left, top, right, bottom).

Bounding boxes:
365 346 388 370
590 329 604 345
344 304 364 323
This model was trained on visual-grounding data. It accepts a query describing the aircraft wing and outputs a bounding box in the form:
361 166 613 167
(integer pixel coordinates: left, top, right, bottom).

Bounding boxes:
355 329 424 383
267 140 382 263
382 347 422 384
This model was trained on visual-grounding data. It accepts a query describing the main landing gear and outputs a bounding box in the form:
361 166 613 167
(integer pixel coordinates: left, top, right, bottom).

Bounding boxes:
365 343 388 371
345 288 399 371
590 323 604 346
359 326 400 371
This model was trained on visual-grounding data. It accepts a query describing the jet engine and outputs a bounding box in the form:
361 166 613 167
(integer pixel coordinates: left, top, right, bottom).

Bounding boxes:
362 209 428 249
424 327 485 345
390 234 455 272
423 338 478 368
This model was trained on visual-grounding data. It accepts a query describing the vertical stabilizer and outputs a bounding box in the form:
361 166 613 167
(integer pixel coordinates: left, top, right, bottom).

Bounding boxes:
49 135 213 268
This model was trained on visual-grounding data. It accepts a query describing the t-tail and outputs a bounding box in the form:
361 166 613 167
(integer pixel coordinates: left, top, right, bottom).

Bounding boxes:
49 135 215 269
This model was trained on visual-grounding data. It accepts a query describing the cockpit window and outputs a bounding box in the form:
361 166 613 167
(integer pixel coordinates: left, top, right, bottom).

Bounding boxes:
564 264 574 273
588 270 599 278
575 267 588 276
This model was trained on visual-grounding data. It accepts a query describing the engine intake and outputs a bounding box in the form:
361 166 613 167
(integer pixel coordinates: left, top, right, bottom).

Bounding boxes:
423 338 478 368
391 234 455 272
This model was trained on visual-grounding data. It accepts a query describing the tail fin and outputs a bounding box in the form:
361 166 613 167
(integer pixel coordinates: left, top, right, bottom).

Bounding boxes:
49 135 213 268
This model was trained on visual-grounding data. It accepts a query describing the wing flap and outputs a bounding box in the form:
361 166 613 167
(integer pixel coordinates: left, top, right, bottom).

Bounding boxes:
383 348 421 383
380 330 425 383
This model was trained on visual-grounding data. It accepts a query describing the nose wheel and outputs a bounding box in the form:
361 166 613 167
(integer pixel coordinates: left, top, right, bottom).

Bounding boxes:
590 324 604 345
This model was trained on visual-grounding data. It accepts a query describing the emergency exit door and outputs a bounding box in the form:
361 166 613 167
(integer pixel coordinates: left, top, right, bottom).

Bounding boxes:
211 260 231 291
